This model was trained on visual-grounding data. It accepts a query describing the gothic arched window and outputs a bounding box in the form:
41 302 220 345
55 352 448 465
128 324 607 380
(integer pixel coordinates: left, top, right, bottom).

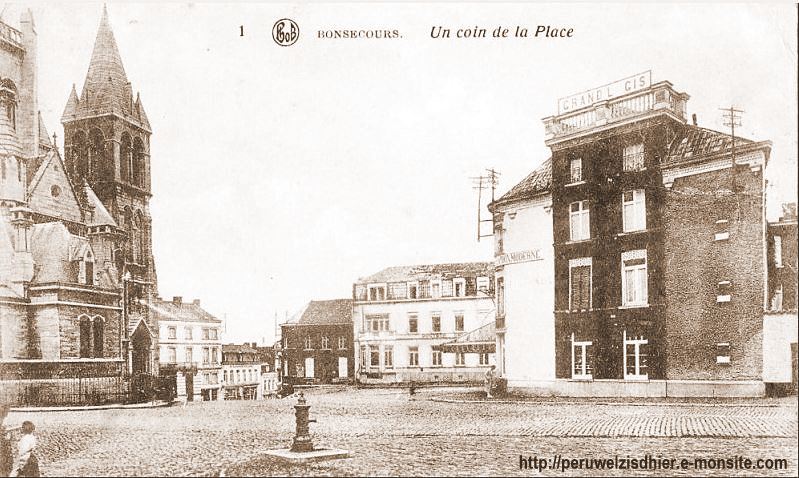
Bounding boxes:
92 315 105 358
71 130 88 179
123 207 133 262
88 129 105 180
132 137 145 187
120 133 132 182
79 315 92 358
134 211 146 265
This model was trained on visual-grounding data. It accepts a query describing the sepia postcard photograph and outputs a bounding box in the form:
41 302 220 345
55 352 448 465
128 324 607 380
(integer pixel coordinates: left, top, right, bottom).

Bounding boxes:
0 1 797 476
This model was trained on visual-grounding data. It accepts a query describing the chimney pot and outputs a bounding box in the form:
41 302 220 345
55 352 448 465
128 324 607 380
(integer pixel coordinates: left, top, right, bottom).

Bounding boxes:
193 299 201 306
691 113 698 126
172 296 182 305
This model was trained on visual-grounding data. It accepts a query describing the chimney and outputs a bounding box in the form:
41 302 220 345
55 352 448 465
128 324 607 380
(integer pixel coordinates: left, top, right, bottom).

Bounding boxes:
193 299 201 306
691 113 698 126
251 342 257 349
172 296 182 305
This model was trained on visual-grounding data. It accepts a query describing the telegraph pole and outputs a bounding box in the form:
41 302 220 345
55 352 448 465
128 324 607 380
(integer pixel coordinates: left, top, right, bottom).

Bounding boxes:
471 168 500 242
721 106 744 217
721 106 744 165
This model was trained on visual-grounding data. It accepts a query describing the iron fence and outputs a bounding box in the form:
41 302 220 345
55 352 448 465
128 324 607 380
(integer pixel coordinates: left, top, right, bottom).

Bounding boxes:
0 371 176 407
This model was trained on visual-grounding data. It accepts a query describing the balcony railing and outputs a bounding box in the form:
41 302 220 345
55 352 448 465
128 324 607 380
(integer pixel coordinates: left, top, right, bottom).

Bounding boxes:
0 22 23 49
543 82 689 144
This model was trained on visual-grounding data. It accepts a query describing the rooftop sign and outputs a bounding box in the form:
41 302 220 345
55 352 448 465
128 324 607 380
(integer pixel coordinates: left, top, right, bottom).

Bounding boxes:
558 71 652 115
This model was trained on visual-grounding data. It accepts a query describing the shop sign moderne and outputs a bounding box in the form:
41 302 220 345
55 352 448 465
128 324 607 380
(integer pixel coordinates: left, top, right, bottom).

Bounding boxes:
558 70 652 114
495 249 543 267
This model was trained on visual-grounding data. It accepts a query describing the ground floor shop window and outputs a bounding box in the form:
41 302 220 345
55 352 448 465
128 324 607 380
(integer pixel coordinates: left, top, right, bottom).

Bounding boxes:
571 333 592 379
623 331 648 380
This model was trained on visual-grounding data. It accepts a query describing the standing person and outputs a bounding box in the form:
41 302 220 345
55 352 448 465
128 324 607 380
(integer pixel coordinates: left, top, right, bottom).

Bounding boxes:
11 421 39 477
484 365 496 399
0 405 13 477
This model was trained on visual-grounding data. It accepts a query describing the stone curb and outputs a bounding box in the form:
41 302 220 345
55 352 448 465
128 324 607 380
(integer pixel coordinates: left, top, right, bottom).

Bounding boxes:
8 399 179 413
428 396 795 408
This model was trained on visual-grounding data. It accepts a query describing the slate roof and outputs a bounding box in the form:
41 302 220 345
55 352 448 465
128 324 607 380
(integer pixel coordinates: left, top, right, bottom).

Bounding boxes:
489 158 552 210
356 262 494 284
222 344 260 354
83 182 117 227
285 299 353 326
148 299 222 324
664 126 764 167
61 6 151 131
38 112 52 148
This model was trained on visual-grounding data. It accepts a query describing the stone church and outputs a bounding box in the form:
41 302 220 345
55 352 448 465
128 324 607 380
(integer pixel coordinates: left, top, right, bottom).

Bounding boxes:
0 7 158 383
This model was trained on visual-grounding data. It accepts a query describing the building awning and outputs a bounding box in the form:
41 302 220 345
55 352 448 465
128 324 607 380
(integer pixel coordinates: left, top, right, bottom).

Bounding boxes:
437 321 496 354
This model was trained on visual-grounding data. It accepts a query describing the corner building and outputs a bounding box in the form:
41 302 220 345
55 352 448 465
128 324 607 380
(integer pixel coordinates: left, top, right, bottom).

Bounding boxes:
541 73 772 396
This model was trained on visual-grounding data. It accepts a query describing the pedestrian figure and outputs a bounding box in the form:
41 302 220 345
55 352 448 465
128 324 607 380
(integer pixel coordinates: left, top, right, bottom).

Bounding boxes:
0 405 13 477
408 380 416 397
11 421 39 477
484 365 496 399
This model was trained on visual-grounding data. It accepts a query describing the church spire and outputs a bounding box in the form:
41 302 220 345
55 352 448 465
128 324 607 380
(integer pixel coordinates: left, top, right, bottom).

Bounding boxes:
61 84 79 121
80 5 129 115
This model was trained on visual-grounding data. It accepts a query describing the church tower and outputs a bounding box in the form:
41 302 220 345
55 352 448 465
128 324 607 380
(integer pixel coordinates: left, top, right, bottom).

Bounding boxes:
61 6 158 373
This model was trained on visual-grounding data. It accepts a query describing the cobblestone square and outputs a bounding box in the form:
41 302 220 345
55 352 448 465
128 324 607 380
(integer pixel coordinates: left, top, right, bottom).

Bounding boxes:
5 388 798 476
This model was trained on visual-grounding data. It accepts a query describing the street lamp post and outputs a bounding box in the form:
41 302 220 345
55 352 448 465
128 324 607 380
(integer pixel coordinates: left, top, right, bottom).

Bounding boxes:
121 270 132 376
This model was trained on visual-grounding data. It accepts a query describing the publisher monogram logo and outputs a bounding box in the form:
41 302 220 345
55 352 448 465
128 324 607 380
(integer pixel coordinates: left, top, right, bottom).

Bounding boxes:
272 19 299 46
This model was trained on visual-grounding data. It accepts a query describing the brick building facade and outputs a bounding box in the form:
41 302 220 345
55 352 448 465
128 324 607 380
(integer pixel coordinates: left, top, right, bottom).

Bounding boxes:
763 204 798 393
280 299 354 385
492 72 777 396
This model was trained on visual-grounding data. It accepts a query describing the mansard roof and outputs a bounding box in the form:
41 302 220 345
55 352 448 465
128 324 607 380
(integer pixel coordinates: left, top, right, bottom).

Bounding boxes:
664 125 770 167
356 262 494 284
149 298 222 324
61 6 151 132
489 158 552 211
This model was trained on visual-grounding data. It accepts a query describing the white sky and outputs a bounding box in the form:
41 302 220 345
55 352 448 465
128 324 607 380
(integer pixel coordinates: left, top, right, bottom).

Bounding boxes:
7 2 797 345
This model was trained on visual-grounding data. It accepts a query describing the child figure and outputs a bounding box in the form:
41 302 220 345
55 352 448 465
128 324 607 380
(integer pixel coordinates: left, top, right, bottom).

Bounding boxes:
11 421 39 477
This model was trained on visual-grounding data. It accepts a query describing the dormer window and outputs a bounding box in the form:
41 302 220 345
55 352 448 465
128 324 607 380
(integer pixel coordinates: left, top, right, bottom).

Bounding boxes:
476 276 490 293
454 278 466 297
430 280 441 299
78 249 96 286
368 284 386 301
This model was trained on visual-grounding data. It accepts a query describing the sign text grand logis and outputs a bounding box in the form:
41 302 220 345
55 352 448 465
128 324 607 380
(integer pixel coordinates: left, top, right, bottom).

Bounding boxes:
558 71 652 115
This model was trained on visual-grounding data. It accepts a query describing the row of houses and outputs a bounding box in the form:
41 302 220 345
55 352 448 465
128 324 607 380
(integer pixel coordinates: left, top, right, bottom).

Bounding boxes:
279 263 498 386
279 74 797 398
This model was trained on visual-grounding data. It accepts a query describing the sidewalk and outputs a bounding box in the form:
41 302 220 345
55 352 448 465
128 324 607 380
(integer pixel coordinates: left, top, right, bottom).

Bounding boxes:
426 390 799 407
9 399 178 413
